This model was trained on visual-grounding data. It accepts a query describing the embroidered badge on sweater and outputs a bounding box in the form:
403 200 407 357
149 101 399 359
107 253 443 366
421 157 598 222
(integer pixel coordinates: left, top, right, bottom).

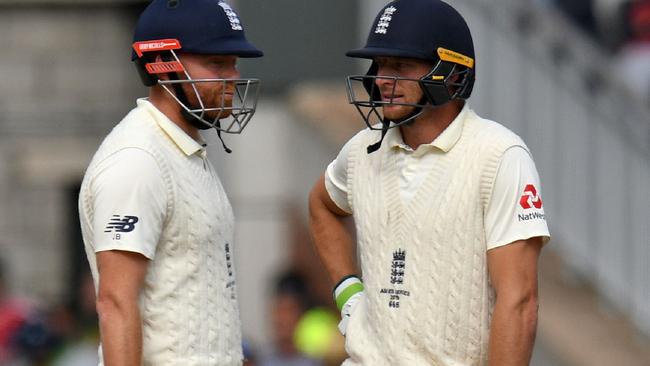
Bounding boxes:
380 248 411 308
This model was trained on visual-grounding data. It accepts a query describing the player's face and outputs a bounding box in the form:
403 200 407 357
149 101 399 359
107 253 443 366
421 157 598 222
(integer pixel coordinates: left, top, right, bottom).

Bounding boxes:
271 294 303 351
374 57 433 121
179 54 240 120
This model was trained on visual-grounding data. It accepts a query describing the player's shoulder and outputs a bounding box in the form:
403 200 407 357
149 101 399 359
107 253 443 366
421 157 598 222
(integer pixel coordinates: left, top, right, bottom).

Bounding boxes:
341 125 387 153
86 104 164 172
330 127 372 160
86 145 160 182
349 125 379 143
467 109 528 150
111 104 160 142
104 104 162 148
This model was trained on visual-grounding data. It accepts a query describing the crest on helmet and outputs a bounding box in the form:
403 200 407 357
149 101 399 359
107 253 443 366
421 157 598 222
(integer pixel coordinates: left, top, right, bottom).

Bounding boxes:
374 6 397 34
218 1 243 31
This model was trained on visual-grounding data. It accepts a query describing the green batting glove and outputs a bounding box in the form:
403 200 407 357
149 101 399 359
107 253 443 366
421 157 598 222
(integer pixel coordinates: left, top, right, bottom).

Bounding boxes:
333 275 364 335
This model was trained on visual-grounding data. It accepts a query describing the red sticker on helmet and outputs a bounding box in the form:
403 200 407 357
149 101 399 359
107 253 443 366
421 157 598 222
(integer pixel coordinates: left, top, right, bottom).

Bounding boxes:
145 61 184 74
132 39 181 57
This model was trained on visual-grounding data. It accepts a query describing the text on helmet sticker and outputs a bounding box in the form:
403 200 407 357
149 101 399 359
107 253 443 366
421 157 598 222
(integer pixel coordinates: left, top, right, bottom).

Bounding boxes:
218 1 243 31
132 39 181 58
375 6 397 34
437 47 474 69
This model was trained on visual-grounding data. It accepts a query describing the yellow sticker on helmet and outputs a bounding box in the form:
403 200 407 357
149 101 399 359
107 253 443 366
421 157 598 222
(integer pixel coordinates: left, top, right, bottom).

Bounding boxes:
437 47 474 68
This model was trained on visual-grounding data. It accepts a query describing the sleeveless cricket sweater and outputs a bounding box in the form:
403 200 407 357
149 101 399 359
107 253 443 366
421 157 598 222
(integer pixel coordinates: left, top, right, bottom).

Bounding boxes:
80 105 242 365
342 110 528 366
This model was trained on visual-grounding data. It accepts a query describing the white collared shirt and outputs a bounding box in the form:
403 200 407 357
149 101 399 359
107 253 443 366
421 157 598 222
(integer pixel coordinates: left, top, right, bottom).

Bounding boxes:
86 98 208 258
325 105 548 250
80 98 244 364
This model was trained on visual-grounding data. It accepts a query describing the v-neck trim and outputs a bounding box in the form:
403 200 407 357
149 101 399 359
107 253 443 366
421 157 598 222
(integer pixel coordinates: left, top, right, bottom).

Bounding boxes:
380 118 475 238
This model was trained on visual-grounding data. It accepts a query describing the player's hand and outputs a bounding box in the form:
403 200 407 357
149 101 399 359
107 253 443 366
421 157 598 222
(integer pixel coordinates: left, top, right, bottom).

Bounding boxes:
334 275 365 336
338 290 363 335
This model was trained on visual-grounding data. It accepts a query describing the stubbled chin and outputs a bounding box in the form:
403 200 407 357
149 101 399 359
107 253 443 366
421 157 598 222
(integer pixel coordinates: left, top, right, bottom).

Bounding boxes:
382 105 414 121
206 110 233 120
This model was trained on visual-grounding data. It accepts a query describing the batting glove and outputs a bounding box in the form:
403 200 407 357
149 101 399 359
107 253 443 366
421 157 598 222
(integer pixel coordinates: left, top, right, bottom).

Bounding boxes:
334 275 364 336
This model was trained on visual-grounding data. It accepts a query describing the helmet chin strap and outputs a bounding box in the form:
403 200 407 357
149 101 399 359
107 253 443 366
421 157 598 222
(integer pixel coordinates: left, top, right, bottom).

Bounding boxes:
167 72 232 154
366 117 390 154
366 97 426 154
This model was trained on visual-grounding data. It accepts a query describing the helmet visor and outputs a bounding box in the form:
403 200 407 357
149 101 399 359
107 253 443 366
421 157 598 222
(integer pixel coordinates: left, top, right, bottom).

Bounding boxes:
346 75 430 130
160 77 261 134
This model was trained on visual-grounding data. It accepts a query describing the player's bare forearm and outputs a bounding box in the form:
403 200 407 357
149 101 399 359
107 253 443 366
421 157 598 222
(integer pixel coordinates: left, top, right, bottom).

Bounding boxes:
96 250 149 366
308 174 358 284
487 294 538 365
97 295 143 366
486 238 543 366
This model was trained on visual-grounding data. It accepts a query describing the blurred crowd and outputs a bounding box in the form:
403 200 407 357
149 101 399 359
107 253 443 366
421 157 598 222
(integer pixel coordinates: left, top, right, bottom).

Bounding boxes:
0 264 99 366
539 0 650 103
0 261 344 366
244 271 346 366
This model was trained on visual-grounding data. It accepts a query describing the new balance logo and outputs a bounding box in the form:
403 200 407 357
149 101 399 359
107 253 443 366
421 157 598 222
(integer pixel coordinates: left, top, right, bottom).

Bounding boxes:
104 215 139 233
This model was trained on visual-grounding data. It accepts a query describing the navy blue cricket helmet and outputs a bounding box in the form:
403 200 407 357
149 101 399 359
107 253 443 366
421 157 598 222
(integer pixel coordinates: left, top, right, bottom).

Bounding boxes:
130 0 264 151
345 0 476 152
132 0 263 60
347 0 474 67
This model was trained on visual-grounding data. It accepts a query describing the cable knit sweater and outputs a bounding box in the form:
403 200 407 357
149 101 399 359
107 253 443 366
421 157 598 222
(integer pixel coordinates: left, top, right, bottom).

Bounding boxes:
343 110 528 366
79 104 242 365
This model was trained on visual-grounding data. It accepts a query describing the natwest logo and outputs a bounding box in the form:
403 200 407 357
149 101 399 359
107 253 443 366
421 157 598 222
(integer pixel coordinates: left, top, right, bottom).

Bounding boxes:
519 184 543 210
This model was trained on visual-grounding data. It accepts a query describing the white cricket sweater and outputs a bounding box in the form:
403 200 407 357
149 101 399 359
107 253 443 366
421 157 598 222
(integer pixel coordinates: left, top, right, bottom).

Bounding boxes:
79 103 242 365
343 110 528 366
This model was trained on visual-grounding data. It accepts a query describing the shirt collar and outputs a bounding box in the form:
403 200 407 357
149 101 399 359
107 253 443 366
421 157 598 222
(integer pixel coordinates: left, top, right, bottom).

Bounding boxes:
386 103 469 155
137 98 205 157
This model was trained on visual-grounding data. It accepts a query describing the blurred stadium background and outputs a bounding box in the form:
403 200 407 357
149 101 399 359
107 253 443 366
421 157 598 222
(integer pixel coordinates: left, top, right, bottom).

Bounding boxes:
0 0 648 365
